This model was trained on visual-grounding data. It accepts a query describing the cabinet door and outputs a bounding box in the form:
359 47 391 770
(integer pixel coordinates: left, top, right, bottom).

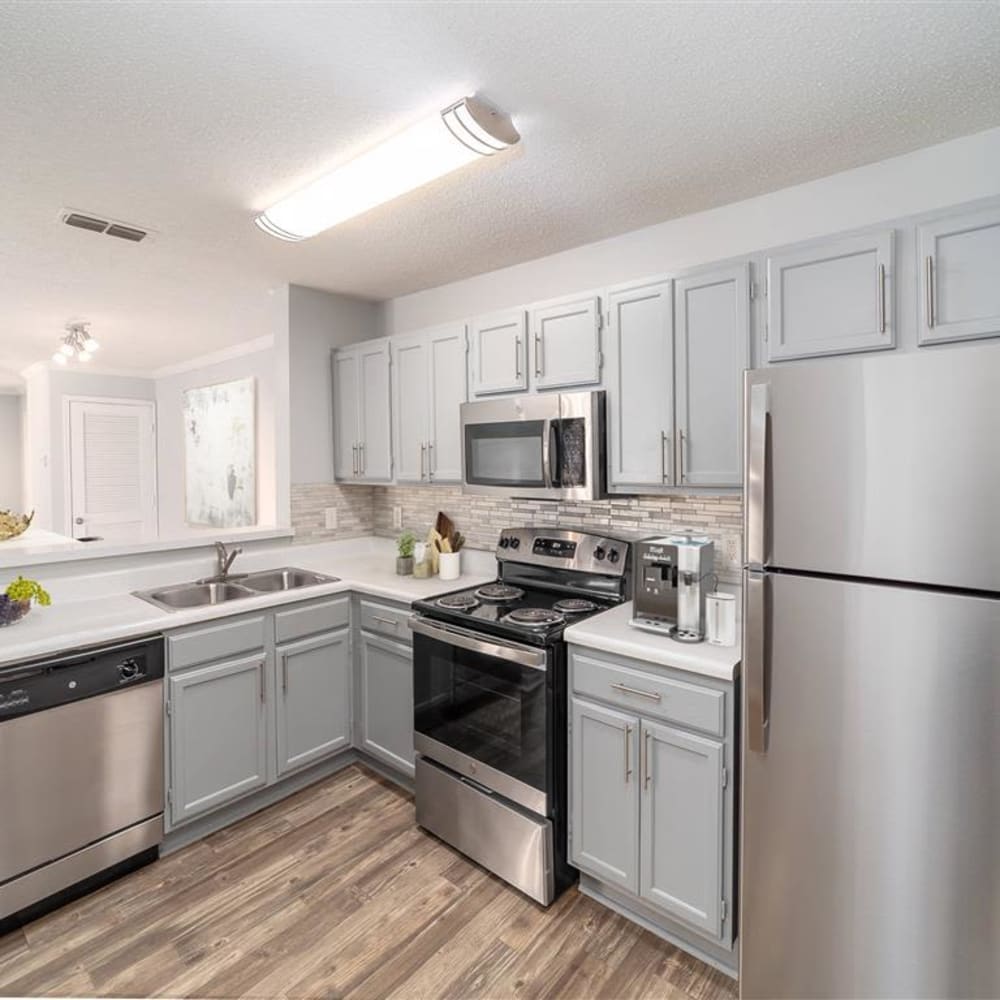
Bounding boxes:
427 323 468 482
470 310 527 395
359 631 415 777
275 629 351 777
168 654 267 826
332 348 359 480
918 206 1000 345
391 333 430 483
605 280 674 488
530 295 602 389
640 719 725 939
569 697 640 894
765 230 894 361
357 340 392 481
675 264 749 487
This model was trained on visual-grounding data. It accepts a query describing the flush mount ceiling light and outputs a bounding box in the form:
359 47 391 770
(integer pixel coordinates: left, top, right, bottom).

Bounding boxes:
255 96 520 241
52 322 99 365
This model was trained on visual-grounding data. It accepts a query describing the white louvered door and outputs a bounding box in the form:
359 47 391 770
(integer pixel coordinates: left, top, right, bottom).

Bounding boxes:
68 400 157 541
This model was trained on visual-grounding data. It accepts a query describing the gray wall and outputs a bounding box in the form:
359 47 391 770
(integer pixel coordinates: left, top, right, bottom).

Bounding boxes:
287 284 380 485
0 392 23 511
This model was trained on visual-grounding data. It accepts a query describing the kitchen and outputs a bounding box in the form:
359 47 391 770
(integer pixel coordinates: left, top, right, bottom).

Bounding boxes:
0 3 998 999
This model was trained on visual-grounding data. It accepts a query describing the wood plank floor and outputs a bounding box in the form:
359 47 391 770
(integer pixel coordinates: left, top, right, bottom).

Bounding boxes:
0 764 737 1000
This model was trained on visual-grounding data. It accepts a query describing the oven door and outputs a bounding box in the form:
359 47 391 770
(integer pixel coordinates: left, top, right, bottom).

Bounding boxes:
410 617 550 816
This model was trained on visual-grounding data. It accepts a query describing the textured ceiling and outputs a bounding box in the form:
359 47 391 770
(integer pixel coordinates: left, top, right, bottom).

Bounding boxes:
2 0 1000 372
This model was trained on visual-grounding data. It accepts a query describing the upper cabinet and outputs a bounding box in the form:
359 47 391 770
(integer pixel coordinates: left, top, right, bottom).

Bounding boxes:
918 205 1000 346
332 339 392 482
469 310 527 395
529 295 602 390
605 280 675 489
391 322 467 484
764 229 895 361
674 264 749 487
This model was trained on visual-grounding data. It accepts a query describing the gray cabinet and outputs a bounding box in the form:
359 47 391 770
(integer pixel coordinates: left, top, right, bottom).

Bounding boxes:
765 229 894 361
674 264 749 487
469 310 527 395
391 322 467 483
168 653 268 826
569 697 639 894
275 628 351 776
639 720 725 938
918 205 1000 346
359 630 415 777
529 295 602 389
333 339 392 481
605 280 675 488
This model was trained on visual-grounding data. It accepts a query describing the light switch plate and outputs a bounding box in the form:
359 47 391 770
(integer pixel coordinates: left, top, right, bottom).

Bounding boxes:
324 507 338 530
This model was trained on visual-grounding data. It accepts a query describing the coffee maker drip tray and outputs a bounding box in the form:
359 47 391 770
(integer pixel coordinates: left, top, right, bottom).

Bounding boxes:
628 615 705 644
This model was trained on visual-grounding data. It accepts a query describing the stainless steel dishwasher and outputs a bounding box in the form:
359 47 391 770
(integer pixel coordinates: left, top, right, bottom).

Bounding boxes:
0 635 165 923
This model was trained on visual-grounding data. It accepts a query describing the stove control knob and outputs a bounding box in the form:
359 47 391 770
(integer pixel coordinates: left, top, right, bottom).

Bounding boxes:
594 546 606 561
499 537 510 548
608 548 621 564
510 537 520 550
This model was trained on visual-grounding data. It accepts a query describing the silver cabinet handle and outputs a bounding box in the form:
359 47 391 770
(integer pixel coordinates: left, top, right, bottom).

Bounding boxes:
877 262 886 334
925 255 935 328
427 441 434 481
611 681 661 702
371 615 399 628
677 427 686 483
359 442 365 476
746 382 770 570
514 336 521 379
351 443 358 476
534 332 543 377
259 660 266 704
746 570 770 754
660 430 671 484
643 729 652 790
281 653 288 694
419 442 426 480
624 724 633 783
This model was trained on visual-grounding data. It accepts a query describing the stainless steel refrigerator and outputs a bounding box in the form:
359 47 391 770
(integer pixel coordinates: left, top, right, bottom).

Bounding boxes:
740 345 999 999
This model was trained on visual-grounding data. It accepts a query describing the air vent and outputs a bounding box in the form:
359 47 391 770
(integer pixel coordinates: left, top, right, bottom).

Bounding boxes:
61 210 149 243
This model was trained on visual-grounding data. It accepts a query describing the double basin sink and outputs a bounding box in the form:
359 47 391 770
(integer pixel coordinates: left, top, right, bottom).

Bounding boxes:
134 567 340 612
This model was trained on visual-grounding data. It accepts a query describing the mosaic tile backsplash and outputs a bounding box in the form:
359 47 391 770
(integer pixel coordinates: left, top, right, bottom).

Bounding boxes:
292 482 744 582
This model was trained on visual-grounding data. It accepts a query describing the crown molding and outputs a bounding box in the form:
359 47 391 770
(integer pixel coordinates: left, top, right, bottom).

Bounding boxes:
149 335 274 379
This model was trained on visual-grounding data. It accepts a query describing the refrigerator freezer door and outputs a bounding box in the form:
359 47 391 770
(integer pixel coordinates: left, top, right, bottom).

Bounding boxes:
744 345 1000 592
740 570 1000 999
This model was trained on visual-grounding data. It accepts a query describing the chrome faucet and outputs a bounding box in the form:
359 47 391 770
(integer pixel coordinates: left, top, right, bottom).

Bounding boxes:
214 541 243 582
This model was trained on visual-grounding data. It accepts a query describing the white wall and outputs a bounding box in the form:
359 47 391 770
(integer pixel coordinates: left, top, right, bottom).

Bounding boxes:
287 284 381 484
381 127 1000 333
155 345 278 536
0 392 24 511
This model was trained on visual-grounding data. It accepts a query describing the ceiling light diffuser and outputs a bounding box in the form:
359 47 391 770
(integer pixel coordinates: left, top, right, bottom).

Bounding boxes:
255 96 519 241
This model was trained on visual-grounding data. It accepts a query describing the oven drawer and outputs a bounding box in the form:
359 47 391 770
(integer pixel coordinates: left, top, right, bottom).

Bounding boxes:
571 650 725 737
359 600 411 641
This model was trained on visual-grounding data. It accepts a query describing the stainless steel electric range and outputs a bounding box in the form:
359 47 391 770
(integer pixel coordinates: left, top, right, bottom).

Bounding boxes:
409 526 632 905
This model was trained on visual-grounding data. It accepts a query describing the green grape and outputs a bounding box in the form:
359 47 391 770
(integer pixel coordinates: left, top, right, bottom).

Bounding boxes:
5 576 51 606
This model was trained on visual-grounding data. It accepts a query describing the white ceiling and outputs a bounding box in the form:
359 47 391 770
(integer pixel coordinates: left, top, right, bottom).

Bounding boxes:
2 1 999 373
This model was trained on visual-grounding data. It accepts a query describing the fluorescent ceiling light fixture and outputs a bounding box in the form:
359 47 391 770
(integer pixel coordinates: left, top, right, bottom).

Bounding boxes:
255 96 520 241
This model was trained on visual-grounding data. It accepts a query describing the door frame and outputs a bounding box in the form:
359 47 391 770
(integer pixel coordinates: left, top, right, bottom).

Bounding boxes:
62 394 159 538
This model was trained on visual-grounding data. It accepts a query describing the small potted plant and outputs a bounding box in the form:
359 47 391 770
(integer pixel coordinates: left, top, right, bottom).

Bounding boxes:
0 575 51 627
396 531 416 576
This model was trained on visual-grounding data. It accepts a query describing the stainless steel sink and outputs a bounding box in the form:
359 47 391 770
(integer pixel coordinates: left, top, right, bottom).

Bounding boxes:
242 568 339 592
133 567 339 612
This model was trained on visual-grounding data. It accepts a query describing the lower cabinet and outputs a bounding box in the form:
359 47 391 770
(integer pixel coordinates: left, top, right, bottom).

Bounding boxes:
168 653 268 826
359 630 415 777
276 628 352 776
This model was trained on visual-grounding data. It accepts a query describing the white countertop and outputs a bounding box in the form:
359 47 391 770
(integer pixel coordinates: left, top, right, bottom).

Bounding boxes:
564 599 741 682
0 541 493 667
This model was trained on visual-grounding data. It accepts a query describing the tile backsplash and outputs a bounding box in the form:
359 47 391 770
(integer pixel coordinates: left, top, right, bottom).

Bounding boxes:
292 483 744 581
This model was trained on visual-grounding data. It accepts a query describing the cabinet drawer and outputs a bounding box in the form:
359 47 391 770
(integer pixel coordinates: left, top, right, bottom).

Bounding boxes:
168 615 267 671
571 652 724 737
359 599 412 642
274 597 349 643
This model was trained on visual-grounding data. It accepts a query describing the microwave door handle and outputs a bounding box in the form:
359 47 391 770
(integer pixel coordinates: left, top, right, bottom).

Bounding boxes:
541 419 554 489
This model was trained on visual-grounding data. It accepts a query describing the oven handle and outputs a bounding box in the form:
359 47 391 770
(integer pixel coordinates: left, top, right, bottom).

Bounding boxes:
408 617 548 671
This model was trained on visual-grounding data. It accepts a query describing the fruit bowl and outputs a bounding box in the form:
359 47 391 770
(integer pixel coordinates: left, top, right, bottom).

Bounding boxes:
0 596 31 627
0 509 34 542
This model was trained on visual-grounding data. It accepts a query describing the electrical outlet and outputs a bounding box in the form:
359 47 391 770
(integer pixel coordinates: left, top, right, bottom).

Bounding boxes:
723 536 740 566
392 505 403 529
324 507 338 530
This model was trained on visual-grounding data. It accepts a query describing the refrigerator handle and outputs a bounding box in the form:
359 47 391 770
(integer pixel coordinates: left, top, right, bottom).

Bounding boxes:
745 571 770 754
746 382 770 569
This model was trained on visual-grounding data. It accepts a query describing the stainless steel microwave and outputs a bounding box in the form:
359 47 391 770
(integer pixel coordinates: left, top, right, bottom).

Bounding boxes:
460 391 607 501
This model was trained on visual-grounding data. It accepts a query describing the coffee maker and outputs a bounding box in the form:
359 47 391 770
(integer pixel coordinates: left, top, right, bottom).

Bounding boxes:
630 531 715 642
